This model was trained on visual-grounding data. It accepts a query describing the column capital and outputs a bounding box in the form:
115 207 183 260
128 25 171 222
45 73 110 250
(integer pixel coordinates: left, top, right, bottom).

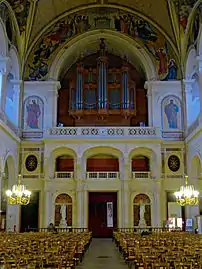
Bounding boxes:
183 79 195 93
196 55 202 73
0 57 10 74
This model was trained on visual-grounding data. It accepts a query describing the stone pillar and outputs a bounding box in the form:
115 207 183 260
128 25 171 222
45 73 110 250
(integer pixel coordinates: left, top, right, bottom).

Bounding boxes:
145 83 153 126
183 79 194 127
153 180 162 226
118 189 122 228
0 57 9 111
121 182 130 227
6 205 20 232
197 55 202 113
44 189 53 227
83 187 88 228
11 80 22 127
76 182 84 227
23 81 61 128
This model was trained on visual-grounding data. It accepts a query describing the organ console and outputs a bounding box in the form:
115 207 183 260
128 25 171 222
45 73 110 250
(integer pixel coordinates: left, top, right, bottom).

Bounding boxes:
69 38 136 123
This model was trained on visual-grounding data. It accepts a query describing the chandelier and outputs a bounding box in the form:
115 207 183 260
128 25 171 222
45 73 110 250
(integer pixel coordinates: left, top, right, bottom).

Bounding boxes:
174 175 199 206
5 174 31 205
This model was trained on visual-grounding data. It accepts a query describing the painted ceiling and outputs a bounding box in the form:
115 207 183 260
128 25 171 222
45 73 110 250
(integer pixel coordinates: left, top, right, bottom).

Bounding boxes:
1 0 201 80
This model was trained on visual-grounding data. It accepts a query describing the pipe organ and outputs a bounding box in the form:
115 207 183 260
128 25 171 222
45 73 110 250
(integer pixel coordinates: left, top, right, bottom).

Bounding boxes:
69 39 136 124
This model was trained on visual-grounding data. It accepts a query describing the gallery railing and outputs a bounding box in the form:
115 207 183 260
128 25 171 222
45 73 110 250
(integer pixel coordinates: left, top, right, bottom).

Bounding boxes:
46 126 161 139
24 227 89 233
132 171 151 180
55 171 74 179
114 227 170 233
86 171 119 180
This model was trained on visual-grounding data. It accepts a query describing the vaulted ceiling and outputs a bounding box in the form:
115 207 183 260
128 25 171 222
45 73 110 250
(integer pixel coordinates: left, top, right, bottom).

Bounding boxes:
2 0 201 79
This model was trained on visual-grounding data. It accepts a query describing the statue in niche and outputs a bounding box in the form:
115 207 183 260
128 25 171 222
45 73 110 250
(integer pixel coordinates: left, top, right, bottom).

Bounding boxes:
166 59 178 80
26 99 41 129
138 200 146 227
60 204 67 221
164 99 179 129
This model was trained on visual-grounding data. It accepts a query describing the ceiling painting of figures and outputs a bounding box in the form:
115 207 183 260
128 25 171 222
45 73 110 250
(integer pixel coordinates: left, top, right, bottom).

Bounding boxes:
25 7 179 82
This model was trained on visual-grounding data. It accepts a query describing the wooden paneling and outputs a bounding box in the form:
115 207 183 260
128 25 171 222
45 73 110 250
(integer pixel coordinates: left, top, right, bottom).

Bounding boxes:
87 158 119 171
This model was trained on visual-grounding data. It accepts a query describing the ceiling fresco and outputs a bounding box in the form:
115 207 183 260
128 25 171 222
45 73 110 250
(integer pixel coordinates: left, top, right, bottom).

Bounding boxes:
29 0 174 43
8 0 30 33
25 7 178 82
173 0 199 31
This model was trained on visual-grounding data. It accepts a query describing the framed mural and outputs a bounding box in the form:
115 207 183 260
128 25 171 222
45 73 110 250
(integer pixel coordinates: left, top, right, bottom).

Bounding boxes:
161 95 183 130
23 96 44 131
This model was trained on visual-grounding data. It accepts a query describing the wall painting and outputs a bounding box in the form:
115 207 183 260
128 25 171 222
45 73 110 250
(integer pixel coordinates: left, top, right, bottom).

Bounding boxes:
162 95 182 130
25 7 178 82
23 96 44 131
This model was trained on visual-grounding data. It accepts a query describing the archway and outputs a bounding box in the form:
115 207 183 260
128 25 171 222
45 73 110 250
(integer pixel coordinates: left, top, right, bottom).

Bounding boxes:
0 162 8 231
2 155 17 231
55 193 72 227
133 194 151 227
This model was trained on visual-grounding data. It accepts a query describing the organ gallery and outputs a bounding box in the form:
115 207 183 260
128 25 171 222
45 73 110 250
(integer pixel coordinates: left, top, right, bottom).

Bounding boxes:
58 39 148 126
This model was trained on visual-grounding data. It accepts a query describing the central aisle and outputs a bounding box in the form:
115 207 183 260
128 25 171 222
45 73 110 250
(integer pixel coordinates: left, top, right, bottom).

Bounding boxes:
77 238 128 269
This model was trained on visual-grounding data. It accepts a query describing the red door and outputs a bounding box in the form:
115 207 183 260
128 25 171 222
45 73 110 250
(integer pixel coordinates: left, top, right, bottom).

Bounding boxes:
88 192 117 237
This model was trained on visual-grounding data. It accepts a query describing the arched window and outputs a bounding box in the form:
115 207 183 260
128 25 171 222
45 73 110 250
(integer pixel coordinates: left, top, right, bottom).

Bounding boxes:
133 194 151 227
55 193 72 227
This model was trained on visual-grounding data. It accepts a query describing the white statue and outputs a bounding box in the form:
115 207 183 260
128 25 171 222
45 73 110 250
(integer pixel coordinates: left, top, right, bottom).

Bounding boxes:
138 200 146 227
60 204 66 220
140 202 145 221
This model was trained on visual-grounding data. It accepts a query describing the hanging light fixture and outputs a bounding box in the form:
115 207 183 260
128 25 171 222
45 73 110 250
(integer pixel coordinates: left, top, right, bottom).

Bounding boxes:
174 175 199 206
5 174 31 205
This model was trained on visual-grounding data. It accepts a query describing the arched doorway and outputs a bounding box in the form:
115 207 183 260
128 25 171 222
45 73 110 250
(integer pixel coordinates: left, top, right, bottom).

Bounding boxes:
133 194 151 227
55 193 72 227
0 162 8 231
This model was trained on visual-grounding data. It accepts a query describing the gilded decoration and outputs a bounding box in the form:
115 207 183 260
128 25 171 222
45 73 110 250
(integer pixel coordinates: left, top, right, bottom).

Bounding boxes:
25 154 38 172
168 155 181 172
25 7 178 82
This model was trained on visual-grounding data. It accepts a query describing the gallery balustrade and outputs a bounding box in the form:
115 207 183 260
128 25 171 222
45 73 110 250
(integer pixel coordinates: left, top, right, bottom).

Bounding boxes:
86 171 119 180
46 126 160 139
132 171 151 180
55 172 74 179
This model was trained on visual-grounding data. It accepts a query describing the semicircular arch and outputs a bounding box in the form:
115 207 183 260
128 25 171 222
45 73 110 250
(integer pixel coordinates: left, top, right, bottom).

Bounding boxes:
25 3 178 64
3 154 16 186
129 147 157 176
82 146 123 161
190 155 201 182
0 18 8 57
48 29 156 81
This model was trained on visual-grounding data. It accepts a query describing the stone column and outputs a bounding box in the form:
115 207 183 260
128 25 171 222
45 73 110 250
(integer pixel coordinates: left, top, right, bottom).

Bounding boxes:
144 82 153 126
11 80 22 127
44 189 53 227
6 205 20 232
76 182 84 227
121 181 130 227
83 187 88 228
153 180 162 226
197 55 202 113
183 79 194 127
0 57 9 111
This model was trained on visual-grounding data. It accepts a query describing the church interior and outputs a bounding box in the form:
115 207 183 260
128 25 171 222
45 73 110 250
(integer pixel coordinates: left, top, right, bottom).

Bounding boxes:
0 0 202 268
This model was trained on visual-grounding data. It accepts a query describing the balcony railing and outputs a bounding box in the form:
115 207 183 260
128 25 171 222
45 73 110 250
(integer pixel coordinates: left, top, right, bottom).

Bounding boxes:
55 172 74 179
186 114 202 138
86 172 119 180
45 126 160 139
132 171 151 180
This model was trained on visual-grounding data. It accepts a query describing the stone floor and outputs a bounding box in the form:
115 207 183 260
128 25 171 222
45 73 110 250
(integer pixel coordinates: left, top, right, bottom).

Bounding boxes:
77 238 128 269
